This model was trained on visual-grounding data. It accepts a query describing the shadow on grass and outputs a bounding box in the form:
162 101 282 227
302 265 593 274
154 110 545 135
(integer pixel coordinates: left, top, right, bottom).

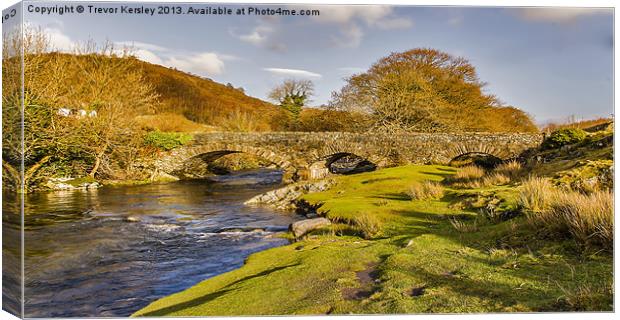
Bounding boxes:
361 177 402 184
140 262 301 316
399 263 554 311
371 193 410 201
419 170 455 179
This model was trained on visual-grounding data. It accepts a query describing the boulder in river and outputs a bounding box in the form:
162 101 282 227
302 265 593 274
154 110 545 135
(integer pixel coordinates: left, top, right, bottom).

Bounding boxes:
244 179 335 210
124 216 140 223
290 218 331 238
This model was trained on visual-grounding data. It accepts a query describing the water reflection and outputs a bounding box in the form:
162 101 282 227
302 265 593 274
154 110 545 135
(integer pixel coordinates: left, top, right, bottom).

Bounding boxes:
2 191 22 317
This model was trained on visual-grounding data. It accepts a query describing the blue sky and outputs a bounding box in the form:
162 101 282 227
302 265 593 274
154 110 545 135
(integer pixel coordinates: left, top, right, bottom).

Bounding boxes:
21 2 614 123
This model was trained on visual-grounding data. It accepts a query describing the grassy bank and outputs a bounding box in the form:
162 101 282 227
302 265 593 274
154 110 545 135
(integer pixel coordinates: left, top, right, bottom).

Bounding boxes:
133 164 612 316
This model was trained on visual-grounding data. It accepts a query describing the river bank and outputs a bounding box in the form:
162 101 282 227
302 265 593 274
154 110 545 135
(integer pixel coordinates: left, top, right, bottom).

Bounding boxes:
134 164 613 316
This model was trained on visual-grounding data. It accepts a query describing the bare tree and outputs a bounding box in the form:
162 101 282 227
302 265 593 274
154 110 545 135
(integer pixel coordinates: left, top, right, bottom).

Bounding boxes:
3 27 76 190
66 42 158 177
2 27 159 190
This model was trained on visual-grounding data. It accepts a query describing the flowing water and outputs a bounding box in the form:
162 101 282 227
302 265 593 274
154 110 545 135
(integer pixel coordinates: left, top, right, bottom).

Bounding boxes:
3 169 300 317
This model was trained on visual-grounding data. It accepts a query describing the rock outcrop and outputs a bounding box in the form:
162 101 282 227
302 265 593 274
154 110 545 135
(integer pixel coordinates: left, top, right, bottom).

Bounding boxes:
45 177 101 191
244 179 335 210
290 218 331 238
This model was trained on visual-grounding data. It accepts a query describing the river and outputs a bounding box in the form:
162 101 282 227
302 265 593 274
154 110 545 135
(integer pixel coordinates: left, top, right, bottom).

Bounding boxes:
2 169 300 317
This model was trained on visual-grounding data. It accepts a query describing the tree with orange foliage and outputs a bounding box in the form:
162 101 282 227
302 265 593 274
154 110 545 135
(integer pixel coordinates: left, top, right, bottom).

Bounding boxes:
330 48 537 133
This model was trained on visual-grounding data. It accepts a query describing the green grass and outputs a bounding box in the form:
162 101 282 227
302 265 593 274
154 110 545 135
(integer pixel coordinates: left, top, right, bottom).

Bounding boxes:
65 176 98 187
143 131 193 151
133 165 612 316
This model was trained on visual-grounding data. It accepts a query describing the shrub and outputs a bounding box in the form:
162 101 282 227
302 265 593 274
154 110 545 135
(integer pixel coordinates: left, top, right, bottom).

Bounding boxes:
406 181 445 200
545 191 613 249
144 131 192 150
542 128 587 150
494 160 522 178
553 160 613 194
517 176 555 213
353 213 382 239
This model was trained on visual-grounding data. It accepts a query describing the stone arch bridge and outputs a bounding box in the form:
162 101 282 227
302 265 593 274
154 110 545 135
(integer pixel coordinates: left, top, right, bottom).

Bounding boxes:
154 132 542 181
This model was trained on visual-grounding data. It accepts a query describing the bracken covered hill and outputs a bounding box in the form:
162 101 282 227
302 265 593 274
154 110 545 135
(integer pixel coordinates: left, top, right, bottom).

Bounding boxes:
34 53 288 132
136 60 289 131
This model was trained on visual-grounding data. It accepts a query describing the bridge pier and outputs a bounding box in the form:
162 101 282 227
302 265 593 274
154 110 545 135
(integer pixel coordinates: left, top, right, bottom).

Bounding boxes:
309 167 330 180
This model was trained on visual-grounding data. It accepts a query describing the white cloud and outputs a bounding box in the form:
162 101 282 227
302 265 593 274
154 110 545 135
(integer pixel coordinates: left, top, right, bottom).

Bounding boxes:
375 17 414 30
233 6 412 50
133 49 164 65
44 27 74 51
115 41 169 52
263 68 322 78
112 40 229 76
238 25 273 45
218 54 242 61
239 31 266 45
232 23 287 52
516 8 610 23
32 23 228 77
166 52 225 76
312 6 392 25
448 16 464 26
306 5 412 48
332 23 364 48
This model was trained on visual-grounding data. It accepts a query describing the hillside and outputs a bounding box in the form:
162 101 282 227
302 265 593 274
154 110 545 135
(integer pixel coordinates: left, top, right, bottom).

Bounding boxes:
135 60 289 131
31 53 288 132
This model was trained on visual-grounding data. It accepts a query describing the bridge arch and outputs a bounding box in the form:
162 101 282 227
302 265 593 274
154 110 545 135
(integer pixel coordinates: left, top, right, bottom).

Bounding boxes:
303 141 387 179
448 152 503 168
156 144 300 182
443 142 513 165
313 141 388 167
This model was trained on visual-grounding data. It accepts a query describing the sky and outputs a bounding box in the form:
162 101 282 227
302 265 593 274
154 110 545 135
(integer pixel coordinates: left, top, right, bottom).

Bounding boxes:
11 2 615 123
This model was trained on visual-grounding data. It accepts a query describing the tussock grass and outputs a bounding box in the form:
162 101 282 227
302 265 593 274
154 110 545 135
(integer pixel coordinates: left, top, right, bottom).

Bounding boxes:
449 218 478 233
555 279 614 311
519 176 613 250
352 213 382 239
448 165 511 188
494 160 522 178
517 176 554 213
454 165 485 180
406 181 444 200
545 191 613 249
481 172 511 187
